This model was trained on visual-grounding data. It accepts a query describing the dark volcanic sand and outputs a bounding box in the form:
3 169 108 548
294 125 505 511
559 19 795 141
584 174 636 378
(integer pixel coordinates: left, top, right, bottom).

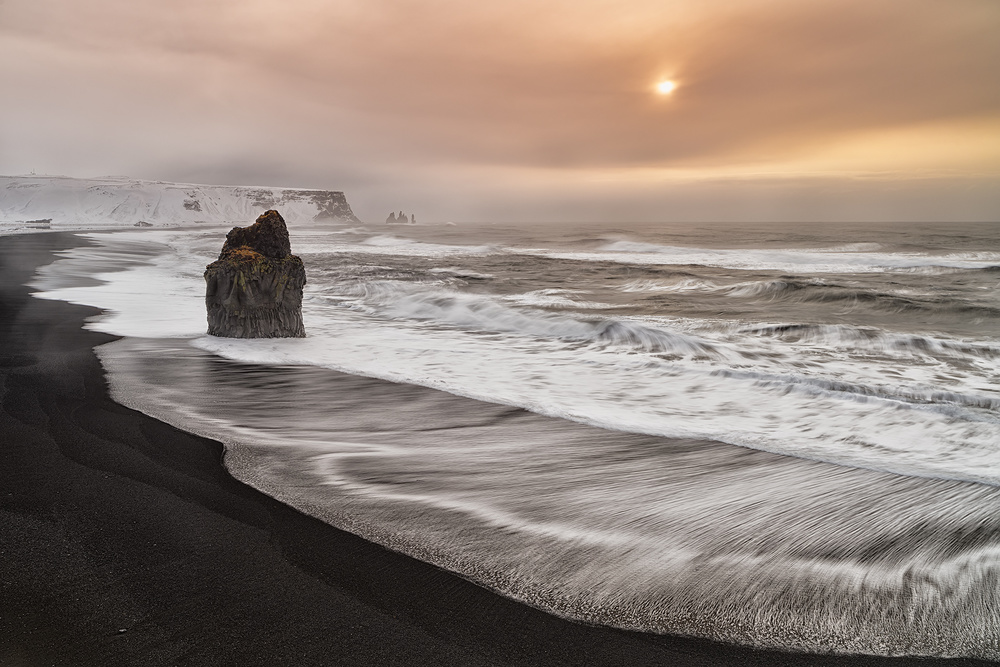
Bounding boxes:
0 232 993 667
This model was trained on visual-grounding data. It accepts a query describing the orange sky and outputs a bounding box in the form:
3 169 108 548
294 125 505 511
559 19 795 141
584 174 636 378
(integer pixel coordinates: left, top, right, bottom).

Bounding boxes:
2 0 998 221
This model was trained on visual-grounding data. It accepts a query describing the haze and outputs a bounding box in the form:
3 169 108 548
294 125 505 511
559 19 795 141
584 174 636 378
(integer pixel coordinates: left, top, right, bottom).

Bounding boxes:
2 0 998 222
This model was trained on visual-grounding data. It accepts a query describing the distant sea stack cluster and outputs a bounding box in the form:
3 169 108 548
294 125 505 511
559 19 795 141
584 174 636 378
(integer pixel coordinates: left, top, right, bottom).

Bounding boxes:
386 210 417 225
204 210 306 338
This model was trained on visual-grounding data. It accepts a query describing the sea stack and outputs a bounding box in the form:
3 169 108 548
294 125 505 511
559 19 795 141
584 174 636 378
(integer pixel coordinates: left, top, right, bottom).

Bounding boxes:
204 210 306 338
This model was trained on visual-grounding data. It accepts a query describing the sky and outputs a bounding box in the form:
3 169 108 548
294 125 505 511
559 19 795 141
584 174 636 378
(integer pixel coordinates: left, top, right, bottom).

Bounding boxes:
2 0 999 222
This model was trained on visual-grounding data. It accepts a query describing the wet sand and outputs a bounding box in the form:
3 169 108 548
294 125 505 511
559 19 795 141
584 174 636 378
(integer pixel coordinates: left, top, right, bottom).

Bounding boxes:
0 232 992 666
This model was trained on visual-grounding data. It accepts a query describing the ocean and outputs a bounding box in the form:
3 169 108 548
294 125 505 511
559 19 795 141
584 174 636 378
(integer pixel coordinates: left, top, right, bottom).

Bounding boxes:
29 219 1000 658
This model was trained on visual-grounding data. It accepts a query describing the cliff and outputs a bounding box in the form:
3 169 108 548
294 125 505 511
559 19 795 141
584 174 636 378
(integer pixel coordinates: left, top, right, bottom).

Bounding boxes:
0 175 360 231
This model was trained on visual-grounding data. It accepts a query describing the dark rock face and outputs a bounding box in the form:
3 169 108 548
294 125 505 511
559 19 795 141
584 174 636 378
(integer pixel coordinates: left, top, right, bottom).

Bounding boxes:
233 187 361 222
221 209 292 259
204 210 306 338
297 190 359 222
385 210 414 224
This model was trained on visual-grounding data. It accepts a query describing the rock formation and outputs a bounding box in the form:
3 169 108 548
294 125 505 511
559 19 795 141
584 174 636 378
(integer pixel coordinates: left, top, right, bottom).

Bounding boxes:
0 175 361 227
385 210 414 224
204 210 306 338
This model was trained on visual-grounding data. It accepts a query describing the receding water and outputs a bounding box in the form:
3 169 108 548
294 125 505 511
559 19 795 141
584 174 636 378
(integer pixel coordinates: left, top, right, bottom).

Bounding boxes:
32 219 1000 658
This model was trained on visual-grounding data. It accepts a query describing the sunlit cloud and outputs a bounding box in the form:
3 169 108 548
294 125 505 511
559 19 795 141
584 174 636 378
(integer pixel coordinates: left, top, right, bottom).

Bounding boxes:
1 0 998 221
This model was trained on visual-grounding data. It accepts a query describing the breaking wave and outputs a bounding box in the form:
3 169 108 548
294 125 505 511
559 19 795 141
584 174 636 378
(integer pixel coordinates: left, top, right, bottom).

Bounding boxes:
625 276 1000 319
539 241 1000 273
332 281 720 356
28 222 1000 660
740 322 1000 361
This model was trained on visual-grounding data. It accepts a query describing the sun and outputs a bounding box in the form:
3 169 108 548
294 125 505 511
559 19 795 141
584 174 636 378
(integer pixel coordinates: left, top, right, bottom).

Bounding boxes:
655 80 677 95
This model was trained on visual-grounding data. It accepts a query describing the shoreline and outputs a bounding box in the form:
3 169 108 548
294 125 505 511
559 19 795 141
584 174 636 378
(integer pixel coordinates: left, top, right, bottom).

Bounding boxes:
0 231 993 666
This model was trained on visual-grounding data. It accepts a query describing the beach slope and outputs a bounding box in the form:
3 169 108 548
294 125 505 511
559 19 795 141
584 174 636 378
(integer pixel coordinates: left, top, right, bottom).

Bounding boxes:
0 233 991 666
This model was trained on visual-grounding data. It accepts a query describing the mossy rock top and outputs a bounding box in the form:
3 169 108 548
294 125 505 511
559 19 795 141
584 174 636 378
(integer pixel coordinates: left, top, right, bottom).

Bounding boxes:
220 209 291 260
205 209 305 282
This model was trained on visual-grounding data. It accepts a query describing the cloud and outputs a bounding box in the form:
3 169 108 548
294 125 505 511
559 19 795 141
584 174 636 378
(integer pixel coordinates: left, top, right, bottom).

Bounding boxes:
1 0 998 221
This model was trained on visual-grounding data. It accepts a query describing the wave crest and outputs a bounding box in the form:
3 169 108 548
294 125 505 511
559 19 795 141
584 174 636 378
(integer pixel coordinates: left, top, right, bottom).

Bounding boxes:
334 281 721 357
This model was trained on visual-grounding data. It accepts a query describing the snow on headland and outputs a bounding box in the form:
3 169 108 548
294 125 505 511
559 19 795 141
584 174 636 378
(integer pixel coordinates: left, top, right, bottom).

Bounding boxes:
0 175 360 233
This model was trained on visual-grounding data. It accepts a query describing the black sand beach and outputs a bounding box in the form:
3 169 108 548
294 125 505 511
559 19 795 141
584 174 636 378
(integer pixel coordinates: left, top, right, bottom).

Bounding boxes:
1 232 993 666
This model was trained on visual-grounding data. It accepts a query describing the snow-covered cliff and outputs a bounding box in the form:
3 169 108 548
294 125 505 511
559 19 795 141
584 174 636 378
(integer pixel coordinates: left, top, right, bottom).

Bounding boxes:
0 175 360 231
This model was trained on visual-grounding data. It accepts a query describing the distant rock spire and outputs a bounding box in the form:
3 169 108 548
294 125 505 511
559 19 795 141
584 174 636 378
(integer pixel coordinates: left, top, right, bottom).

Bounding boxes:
386 210 418 224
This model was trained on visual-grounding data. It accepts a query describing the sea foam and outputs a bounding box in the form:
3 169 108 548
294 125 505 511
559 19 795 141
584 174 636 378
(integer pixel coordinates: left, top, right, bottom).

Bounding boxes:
31 223 1000 659
34 228 1000 487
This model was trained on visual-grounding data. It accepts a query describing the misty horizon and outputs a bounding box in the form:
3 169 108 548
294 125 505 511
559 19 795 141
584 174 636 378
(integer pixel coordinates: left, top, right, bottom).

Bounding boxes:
2 0 998 223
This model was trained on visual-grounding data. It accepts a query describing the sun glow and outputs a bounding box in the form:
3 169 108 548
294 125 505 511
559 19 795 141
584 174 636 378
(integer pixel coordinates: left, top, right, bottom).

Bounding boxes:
655 80 676 95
